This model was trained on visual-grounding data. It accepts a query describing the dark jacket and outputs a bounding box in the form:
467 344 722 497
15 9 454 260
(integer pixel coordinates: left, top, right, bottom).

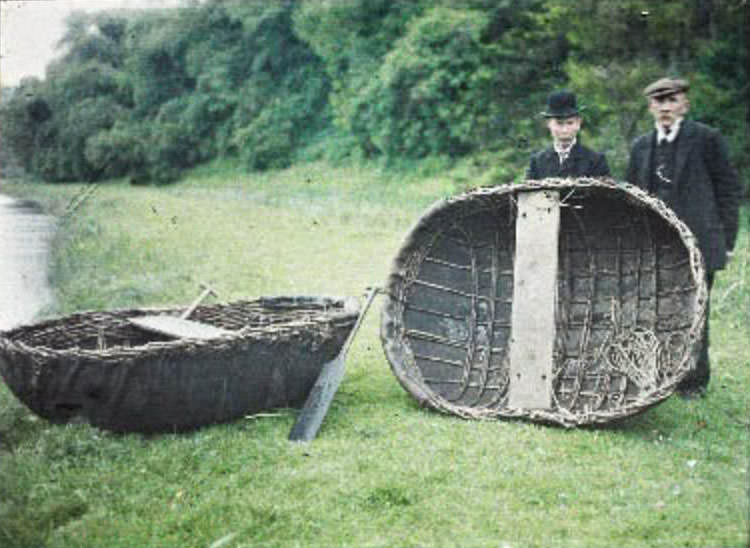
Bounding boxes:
527 142 610 180
625 119 742 272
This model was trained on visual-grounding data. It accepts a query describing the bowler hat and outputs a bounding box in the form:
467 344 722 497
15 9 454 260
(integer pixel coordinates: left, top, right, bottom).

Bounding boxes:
541 90 583 118
643 77 690 98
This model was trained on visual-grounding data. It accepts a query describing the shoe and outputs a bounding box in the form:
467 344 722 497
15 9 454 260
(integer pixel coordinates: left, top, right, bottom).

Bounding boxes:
677 385 706 400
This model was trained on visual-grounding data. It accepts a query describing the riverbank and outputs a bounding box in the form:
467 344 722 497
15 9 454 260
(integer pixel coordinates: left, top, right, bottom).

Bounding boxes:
1 162 748 547
0 162 472 315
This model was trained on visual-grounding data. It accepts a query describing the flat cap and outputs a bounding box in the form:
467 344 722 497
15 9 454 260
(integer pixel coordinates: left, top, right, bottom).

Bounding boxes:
643 77 690 98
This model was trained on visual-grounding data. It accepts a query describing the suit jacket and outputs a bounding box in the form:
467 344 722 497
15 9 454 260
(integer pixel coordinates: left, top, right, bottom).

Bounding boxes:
625 119 742 272
527 142 610 180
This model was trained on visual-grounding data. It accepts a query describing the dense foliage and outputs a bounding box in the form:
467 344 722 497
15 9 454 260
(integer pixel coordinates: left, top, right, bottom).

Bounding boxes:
1 0 747 187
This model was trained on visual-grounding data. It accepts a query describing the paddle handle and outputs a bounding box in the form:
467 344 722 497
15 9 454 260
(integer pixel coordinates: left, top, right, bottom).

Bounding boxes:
338 287 380 360
180 282 219 320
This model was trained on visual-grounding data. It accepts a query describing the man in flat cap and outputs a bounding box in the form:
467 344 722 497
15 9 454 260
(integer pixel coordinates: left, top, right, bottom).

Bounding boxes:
527 90 610 179
626 77 742 398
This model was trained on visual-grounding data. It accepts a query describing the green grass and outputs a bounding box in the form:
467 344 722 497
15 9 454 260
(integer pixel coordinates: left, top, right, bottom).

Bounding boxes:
1 161 748 548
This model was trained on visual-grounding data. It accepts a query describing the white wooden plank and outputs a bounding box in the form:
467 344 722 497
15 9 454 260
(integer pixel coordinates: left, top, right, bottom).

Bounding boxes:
129 316 231 340
508 190 560 409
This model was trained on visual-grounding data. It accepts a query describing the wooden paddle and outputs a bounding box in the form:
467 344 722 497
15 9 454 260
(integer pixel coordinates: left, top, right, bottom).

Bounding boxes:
128 282 230 339
288 287 380 442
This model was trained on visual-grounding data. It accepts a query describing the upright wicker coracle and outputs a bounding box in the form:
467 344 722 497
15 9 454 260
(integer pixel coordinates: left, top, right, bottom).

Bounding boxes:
381 178 707 427
0 296 359 433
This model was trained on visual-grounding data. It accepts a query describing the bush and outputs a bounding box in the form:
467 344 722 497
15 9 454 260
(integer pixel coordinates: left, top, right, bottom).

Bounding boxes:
84 120 148 180
353 7 495 158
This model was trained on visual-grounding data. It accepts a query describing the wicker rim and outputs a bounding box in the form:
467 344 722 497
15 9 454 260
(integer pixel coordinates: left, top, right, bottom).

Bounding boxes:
0 295 361 362
381 177 708 427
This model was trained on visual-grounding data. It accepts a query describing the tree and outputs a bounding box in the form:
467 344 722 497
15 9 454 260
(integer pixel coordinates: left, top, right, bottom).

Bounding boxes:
0 78 49 173
294 0 424 157
225 3 331 170
2 0 744 189
551 0 748 184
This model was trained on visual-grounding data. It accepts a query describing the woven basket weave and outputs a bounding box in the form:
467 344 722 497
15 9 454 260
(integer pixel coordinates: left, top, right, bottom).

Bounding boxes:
381 178 707 426
0 296 358 433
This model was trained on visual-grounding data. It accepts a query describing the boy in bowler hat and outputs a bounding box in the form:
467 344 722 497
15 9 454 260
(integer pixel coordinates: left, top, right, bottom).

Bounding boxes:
625 77 742 398
527 90 610 179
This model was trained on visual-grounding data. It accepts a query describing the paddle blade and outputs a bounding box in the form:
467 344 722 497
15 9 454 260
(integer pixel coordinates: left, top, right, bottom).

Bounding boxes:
129 316 231 339
288 287 379 442
288 355 345 442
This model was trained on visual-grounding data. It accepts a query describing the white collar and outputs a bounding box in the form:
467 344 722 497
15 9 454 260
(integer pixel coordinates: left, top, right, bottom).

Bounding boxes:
553 137 576 157
656 118 683 143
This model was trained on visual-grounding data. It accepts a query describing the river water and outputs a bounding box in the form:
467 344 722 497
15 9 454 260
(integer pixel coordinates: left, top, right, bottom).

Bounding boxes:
0 193 55 330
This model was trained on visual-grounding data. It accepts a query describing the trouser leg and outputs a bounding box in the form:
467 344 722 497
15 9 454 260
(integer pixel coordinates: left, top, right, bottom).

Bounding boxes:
679 271 714 389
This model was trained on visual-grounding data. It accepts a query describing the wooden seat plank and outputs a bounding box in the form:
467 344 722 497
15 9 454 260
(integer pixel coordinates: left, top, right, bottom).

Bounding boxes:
129 316 231 340
507 190 560 409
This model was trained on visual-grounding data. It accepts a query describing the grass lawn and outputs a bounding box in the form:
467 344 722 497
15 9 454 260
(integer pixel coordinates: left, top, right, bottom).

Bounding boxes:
1 161 748 548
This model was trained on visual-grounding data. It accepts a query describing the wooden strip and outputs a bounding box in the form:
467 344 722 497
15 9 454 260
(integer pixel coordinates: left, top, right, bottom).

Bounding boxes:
413 354 464 368
129 316 231 339
423 256 515 276
507 190 559 409
424 256 472 271
423 379 504 390
405 329 467 349
402 304 468 322
411 279 475 299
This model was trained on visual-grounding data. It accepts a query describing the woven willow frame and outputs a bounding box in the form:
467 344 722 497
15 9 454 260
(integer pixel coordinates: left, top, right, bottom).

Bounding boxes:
381 178 708 427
